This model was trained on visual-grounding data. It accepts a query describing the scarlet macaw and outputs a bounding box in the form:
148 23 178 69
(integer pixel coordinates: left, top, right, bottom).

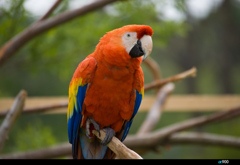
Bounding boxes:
67 25 153 159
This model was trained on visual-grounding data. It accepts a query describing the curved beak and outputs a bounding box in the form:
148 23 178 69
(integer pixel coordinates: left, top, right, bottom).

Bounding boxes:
129 35 153 61
129 40 144 58
140 35 153 61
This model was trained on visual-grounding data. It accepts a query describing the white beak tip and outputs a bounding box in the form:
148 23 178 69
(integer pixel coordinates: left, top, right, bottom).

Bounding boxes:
140 35 153 61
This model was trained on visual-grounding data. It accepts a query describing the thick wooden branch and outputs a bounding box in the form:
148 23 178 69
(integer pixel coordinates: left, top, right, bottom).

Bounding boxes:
0 90 27 153
137 83 175 135
92 130 142 159
144 67 197 92
0 0 120 67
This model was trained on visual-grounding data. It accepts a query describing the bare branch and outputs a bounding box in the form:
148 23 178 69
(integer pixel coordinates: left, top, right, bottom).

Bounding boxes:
0 102 68 117
137 83 175 135
2 131 240 159
0 143 71 159
0 90 27 153
124 105 240 150
0 0 121 67
127 132 240 151
2 95 240 117
143 57 161 94
168 132 240 149
92 130 142 159
1 105 240 159
37 0 63 22
143 57 161 87
144 67 197 92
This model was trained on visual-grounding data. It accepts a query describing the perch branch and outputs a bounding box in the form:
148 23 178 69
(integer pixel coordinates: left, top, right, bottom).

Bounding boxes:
92 130 142 159
0 90 27 154
144 67 197 92
137 83 175 135
37 0 63 22
0 0 120 67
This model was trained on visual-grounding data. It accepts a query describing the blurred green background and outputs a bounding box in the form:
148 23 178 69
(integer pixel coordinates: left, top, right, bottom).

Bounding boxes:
0 0 240 158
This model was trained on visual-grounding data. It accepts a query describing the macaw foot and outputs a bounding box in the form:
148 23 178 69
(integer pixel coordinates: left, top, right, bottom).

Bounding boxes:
101 127 115 146
86 117 101 138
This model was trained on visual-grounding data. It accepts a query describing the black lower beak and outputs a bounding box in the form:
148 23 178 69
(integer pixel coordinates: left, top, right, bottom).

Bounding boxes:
129 39 144 58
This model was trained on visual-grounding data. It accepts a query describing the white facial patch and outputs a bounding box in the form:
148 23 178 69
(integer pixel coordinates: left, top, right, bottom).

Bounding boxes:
122 32 138 54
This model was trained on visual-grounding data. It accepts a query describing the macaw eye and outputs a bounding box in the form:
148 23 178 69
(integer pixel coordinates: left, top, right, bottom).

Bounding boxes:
122 32 138 53
123 32 136 40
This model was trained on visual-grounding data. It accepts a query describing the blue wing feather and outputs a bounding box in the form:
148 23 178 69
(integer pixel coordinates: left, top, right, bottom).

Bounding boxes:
68 84 87 144
121 90 142 141
67 57 98 158
77 84 88 113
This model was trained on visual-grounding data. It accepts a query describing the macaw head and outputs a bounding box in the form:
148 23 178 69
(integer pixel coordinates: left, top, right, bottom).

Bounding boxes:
95 25 153 66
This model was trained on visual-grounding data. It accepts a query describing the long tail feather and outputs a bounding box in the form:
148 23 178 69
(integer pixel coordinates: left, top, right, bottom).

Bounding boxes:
79 128 108 159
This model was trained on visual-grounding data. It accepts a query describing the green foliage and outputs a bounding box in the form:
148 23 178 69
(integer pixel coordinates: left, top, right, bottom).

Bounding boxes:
0 0 30 43
0 114 67 154
0 0 188 97
14 120 57 151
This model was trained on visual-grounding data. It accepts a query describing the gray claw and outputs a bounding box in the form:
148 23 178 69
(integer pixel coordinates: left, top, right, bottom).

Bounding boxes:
101 127 115 146
86 117 101 137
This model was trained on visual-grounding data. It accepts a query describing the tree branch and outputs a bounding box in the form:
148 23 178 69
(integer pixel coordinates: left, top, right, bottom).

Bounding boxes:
1 105 240 159
0 90 27 153
143 57 162 91
127 132 240 151
0 102 68 117
0 67 196 117
0 0 121 67
137 83 175 135
168 132 240 149
92 130 142 159
2 131 240 159
144 67 197 92
0 142 71 159
37 0 63 22
124 105 240 150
